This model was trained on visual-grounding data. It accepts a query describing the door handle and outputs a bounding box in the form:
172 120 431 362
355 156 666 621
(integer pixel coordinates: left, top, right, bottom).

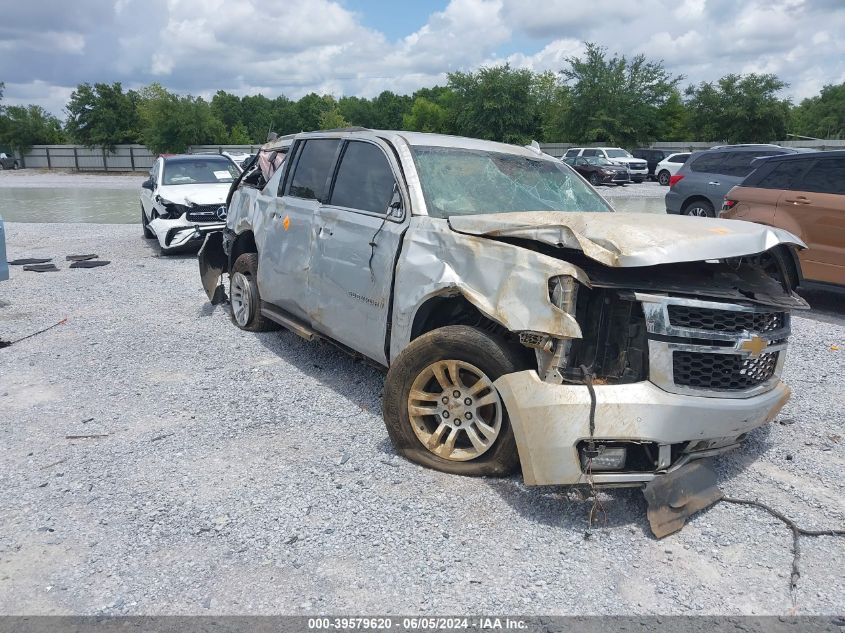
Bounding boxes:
784 197 811 205
317 225 333 237
707 181 720 186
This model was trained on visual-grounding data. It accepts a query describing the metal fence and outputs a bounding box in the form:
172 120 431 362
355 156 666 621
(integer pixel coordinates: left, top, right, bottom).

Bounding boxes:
8 139 845 170
13 144 264 172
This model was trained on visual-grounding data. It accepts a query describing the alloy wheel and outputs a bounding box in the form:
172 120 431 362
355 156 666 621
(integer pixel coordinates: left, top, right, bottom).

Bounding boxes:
407 359 502 462
230 272 252 327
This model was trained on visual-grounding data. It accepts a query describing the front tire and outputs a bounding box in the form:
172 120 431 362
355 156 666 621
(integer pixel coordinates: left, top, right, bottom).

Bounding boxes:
657 170 671 186
683 200 715 217
229 253 278 332
383 325 521 477
141 205 154 238
589 172 601 186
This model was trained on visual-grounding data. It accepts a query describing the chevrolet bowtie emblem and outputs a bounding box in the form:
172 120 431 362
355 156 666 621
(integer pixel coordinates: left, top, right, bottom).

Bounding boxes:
738 335 769 357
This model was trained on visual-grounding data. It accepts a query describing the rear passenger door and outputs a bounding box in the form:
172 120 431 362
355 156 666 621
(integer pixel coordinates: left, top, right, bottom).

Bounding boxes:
260 138 341 322
775 157 845 284
309 139 408 364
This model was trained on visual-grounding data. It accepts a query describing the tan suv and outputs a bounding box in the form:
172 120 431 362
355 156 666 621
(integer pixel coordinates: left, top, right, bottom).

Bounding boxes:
721 151 845 286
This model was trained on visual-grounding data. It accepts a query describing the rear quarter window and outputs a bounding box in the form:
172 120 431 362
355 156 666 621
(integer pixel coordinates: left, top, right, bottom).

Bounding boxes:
330 142 396 214
689 152 727 173
798 158 845 195
287 139 341 201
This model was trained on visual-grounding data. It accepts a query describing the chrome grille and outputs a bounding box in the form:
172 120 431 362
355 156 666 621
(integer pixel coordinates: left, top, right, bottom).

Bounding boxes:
186 204 226 221
673 351 779 391
637 293 791 398
668 305 784 333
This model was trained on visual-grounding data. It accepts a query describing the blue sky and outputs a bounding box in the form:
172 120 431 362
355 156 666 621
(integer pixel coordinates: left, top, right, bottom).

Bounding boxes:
1 0 843 117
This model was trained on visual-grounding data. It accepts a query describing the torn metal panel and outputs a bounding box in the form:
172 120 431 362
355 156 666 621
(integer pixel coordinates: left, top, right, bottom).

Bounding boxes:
493 369 790 486
644 462 724 538
198 231 227 302
448 211 806 267
390 216 590 360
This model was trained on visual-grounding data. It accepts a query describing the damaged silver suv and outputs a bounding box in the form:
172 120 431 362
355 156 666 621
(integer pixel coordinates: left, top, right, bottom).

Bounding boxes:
199 130 807 531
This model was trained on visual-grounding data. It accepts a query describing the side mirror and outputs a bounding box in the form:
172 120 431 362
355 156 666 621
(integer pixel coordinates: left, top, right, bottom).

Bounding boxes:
142 179 154 191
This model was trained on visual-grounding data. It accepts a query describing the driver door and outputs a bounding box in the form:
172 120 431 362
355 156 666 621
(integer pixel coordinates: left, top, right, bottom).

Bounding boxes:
308 139 408 364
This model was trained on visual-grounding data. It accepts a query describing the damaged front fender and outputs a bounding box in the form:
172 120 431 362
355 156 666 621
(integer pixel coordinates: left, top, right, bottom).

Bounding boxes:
390 217 590 359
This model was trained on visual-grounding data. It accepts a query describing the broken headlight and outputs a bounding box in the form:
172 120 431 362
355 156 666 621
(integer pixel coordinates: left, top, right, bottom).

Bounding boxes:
160 200 189 219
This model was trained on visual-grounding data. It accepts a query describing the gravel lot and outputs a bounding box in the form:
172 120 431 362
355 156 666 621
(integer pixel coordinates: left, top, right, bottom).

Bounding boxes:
1 222 843 616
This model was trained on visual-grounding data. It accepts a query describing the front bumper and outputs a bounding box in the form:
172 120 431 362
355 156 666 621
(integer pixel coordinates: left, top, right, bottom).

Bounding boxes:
149 216 226 251
494 371 790 486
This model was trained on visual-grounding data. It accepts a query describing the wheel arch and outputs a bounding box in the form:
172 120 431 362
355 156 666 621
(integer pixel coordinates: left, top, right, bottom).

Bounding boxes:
229 230 258 273
410 293 507 342
681 195 715 214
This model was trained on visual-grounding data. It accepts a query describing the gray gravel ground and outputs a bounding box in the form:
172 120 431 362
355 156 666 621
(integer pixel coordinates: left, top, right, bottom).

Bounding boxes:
1 222 843 616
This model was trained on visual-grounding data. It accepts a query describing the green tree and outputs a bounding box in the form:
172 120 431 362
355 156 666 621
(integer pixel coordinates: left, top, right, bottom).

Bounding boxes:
403 96 448 132
791 82 845 139
338 96 375 127
685 74 791 143
318 107 350 130
369 91 413 129
560 43 682 145
137 83 226 153
0 105 65 152
228 122 252 144
657 88 689 141
447 64 542 144
269 95 301 135
296 93 338 131
210 90 244 134
65 82 140 149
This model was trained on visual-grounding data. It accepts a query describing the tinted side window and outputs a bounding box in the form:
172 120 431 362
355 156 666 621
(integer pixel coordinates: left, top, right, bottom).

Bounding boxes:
288 139 340 201
565 148 580 158
722 151 790 177
799 158 845 195
753 161 800 190
582 149 599 157
689 152 727 173
715 152 757 177
330 142 396 214
670 153 690 164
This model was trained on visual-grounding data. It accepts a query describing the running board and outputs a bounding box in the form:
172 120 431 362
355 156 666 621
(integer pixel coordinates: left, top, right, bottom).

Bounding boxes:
260 303 318 342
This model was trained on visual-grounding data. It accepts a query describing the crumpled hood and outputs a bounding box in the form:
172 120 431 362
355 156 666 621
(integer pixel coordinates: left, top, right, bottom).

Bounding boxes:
447 211 806 267
158 183 230 206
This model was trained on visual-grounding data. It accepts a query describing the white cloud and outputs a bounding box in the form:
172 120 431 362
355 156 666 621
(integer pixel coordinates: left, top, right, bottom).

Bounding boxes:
0 0 842 117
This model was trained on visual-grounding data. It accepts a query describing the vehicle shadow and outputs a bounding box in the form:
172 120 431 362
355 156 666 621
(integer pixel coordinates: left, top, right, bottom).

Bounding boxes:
252 319 387 415
797 283 845 326
486 477 652 534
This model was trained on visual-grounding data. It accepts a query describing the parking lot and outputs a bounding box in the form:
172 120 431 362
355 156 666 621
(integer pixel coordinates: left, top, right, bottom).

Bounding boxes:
1 219 844 615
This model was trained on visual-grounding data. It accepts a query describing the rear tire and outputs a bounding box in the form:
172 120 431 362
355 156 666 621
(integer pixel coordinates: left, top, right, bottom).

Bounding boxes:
683 200 715 217
657 170 671 186
383 325 522 477
229 253 278 332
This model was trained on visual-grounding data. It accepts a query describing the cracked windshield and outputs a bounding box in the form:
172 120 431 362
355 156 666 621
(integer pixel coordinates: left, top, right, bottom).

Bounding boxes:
412 147 612 218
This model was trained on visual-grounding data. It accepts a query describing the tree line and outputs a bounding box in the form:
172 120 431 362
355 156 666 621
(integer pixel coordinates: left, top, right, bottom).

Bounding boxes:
1 43 844 155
